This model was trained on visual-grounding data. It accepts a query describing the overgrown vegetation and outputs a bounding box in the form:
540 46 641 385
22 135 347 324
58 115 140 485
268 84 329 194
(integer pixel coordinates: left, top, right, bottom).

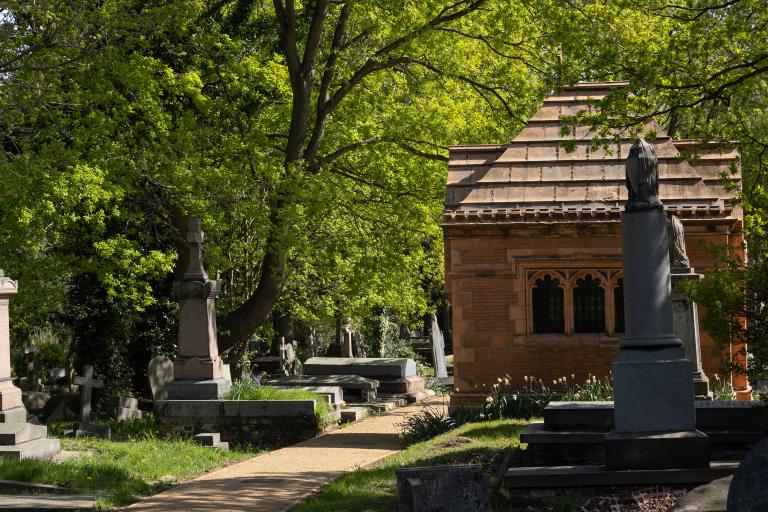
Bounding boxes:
224 380 334 427
400 404 456 445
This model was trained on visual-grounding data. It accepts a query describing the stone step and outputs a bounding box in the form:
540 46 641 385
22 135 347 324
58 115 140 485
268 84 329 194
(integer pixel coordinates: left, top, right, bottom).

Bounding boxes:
340 407 369 423
0 437 61 460
505 461 739 489
0 494 95 510
0 423 47 446
194 433 220 446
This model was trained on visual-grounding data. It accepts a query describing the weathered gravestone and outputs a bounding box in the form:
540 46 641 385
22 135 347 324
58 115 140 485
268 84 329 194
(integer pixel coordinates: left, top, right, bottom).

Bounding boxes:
112 396 142 421
148 355 174 402
727 437 768 512
430 314 448 379
397 465 490 512
668 215 712 400
73 365 110 439
340 322 354 358
24 340 40 391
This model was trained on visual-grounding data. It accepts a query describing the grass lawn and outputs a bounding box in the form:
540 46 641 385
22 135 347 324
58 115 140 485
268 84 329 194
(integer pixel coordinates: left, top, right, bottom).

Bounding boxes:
296 418 529 512
0 417 254 510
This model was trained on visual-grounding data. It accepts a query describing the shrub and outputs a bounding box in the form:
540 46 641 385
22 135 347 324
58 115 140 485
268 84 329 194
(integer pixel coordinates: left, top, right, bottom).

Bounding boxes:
401 405 456 445
478 374 614 421
480 376 557 420
710 374 736 400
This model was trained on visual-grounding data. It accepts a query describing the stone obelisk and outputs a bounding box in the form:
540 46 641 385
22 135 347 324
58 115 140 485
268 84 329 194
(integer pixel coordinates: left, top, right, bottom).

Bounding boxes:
166 218 231 399
605 140 709 470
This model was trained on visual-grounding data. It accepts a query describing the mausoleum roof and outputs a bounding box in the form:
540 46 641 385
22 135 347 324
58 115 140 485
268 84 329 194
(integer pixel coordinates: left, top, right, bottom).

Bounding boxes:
444 82 741 226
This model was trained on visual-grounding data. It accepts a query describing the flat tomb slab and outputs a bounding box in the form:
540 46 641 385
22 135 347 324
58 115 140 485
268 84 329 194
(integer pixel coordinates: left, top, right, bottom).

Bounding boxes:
303 357 416 378
544 401 768 431
269 386 344 405
505 461 739 489
267 375 378 390
156 399 316 418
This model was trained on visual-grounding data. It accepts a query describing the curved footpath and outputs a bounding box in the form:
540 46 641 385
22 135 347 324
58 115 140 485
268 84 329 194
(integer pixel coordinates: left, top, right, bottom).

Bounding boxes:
125 399 439 512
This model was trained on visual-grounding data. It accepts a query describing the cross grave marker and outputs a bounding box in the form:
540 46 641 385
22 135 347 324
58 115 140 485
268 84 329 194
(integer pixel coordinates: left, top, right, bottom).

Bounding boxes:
73 365 109 438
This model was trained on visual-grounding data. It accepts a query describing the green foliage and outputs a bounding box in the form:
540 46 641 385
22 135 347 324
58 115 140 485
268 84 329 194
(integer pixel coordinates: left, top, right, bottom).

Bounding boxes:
479 374 613 421
559 374 614 402
400 404 457 445
710 374 737 401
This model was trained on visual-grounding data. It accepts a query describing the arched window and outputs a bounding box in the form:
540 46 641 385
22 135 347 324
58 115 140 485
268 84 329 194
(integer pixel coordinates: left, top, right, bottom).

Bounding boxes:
573 275 605 333
614 278 625 333
532 275 564 333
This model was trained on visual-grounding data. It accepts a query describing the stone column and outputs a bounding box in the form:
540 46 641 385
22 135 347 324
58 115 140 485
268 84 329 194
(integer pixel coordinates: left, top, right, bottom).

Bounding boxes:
671 270 712 400
341 321 354 358
0 273 24 420
605 140 708 471
166 219 231 399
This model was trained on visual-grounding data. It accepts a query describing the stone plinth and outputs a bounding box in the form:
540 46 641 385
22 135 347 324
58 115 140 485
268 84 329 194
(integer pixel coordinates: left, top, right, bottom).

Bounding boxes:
607 209 707 470
671 270 712 400
166 279 230 399
303 357 417 378
0 274 59 459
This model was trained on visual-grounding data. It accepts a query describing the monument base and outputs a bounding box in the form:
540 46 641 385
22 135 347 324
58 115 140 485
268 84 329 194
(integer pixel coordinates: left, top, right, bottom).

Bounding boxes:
612 347 696 432
166 378 231 399
605 430 710 470
694 372 713 400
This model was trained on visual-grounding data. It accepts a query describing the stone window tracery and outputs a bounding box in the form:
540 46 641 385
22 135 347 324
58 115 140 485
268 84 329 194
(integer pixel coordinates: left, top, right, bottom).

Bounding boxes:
532 274 565 334
527 269 624 337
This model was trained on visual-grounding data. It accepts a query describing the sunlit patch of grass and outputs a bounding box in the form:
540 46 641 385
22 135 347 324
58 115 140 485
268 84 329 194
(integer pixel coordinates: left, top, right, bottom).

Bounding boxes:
296 419 528 512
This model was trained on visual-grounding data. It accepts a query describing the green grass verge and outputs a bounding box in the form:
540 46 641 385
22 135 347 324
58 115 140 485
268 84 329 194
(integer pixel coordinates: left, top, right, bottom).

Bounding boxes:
0 417 254 510
296 418 528 512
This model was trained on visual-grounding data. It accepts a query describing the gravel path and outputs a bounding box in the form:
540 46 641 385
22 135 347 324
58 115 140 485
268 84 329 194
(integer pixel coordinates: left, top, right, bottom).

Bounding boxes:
125 400 433 512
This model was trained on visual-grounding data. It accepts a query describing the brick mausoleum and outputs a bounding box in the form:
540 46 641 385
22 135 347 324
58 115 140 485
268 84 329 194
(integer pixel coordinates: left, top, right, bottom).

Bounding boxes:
443 82 749 408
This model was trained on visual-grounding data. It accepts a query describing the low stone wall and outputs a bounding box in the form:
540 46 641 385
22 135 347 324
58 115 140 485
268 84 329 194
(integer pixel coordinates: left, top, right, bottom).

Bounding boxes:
156 399 324 446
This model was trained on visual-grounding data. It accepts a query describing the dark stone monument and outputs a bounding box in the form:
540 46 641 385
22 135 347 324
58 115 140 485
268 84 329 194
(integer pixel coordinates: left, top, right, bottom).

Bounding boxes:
73 365 110 439
397 465 490 512
727 437 768 511
605 140 709 470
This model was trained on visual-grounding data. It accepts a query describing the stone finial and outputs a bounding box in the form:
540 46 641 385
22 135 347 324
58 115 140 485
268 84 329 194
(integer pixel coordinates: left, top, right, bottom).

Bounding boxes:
668 215 690 269
182 217 208 281
625 140 662 212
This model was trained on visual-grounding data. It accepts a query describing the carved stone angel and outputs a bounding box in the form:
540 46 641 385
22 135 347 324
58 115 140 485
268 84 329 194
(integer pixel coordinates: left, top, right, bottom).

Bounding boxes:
625 139 663 212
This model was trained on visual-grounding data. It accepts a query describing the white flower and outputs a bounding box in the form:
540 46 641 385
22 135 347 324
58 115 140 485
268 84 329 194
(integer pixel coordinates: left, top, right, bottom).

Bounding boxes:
486 396 493 403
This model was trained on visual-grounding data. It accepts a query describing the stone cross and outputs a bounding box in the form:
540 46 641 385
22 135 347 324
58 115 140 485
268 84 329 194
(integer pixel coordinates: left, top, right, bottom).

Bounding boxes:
182 218 208 281
25 340 40 391
74 365 103 427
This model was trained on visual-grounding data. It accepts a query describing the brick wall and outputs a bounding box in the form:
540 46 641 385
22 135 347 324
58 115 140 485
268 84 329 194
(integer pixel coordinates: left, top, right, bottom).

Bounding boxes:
445 220 747 406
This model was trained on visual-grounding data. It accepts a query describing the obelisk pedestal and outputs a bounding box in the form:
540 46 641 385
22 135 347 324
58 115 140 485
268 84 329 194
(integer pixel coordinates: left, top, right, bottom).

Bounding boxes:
0 272 60 458
671 270 712 400
166 219 231 400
